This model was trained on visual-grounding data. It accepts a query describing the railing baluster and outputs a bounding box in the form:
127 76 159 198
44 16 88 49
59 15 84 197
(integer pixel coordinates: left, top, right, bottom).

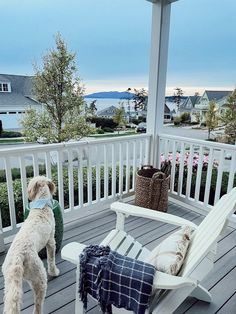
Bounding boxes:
227 150 236 193
111 143 116 198
32 153 39 176
186 144 194 199
67 149 74 211
87 145 93 205
145 137 150 164
19 155 28 211
77 148 83 208
104 144 108 199
139 140 143 168
214 149 225 204
57 150 64 214
177 142 185 196
125 142 130 193
170 140 177 194
119 142 123 196
194 145 203 202
4 157 17 230
203 147 214 206
132 141 137 191
95 145 101 202
45 151 52 179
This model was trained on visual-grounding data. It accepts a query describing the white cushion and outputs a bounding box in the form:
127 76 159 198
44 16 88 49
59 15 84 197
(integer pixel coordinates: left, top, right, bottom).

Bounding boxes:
145 226 195 275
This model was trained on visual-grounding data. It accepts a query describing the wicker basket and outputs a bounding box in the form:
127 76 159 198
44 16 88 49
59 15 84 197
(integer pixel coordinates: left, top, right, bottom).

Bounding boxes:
134 165 170 212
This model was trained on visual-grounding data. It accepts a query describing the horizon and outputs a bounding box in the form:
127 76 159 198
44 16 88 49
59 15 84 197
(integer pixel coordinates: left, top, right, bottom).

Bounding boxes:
1 0 235 96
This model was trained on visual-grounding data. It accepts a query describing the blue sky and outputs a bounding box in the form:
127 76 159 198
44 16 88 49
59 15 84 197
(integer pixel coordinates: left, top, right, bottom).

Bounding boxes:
0 0 235 95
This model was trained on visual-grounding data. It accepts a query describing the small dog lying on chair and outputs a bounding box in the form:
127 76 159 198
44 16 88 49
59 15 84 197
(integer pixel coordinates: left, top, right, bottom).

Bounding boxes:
2 176 60 314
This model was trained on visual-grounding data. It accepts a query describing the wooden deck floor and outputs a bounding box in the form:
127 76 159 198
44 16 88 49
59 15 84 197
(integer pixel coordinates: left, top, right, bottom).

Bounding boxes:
0 201 236 314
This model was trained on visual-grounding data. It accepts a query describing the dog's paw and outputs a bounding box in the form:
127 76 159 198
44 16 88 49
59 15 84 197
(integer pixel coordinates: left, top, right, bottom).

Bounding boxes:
48 267 60 277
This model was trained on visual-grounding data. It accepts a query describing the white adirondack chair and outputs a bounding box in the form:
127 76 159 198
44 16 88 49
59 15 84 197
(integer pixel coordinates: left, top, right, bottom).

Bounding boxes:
61 187 236 314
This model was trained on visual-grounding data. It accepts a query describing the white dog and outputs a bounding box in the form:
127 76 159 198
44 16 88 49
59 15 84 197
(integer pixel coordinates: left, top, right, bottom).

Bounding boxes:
2 176 60 314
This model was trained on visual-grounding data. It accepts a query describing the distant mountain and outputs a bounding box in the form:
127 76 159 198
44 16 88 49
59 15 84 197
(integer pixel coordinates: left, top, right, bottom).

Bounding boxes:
85 91 188 101
85 91 134 99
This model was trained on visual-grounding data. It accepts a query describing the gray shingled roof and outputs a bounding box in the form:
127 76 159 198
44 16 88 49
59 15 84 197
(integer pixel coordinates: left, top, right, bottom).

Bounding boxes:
0 74 34 95
0 74 40 109
205 90 232 101
97 105 117 117
0 93 39 108
180 95 200 110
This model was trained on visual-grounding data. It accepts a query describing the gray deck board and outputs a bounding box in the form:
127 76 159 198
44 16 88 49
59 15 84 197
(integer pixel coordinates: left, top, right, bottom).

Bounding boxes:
0 201 235 314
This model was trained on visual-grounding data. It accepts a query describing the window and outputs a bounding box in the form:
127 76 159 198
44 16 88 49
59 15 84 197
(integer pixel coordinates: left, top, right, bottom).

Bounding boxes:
0 82 10 92
3 83 8 91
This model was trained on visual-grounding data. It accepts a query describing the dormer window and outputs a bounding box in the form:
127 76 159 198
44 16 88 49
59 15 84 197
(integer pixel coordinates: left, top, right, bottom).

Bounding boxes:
0 82 10 92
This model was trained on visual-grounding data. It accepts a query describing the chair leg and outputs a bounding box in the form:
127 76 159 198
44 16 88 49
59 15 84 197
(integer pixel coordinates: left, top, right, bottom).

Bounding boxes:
190 284 212 303
75 266 85 313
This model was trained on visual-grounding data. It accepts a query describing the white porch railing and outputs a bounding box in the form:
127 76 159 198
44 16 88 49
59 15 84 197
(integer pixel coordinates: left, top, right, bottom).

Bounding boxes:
0 134 151 246
159 133 236 212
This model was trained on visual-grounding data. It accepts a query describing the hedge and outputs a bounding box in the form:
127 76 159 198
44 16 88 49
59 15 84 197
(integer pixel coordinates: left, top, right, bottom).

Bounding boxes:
0 165 130 228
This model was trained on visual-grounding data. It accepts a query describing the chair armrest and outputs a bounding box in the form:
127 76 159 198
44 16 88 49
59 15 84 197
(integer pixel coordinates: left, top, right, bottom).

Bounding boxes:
61 242 86 265
111 202 197 229
153 271 197 290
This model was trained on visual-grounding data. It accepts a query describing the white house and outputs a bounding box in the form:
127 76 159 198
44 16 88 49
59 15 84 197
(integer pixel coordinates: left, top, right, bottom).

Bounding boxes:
192 90 232 123
0 74 42 130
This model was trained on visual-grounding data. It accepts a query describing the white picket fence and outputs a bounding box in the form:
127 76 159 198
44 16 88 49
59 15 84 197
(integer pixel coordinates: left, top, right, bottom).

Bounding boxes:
0 134 151 247
159 133 236 211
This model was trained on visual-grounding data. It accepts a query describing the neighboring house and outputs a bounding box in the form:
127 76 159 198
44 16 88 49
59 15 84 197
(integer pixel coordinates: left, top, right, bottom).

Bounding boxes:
180 95 200 122
97 105 117 118
193 90 232 123
164 103 172 122
0 74 42 130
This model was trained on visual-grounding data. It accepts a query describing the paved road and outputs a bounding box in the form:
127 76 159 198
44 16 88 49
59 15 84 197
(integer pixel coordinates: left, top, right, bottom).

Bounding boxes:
163 125 209 140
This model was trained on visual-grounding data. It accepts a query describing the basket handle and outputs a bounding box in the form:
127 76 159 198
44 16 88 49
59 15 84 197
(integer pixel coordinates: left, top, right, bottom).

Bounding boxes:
152 172 165 180
141 165 153 170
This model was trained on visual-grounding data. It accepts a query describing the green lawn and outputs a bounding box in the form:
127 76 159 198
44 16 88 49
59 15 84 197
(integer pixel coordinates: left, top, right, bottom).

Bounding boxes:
0 138 24 144
90 131 137 138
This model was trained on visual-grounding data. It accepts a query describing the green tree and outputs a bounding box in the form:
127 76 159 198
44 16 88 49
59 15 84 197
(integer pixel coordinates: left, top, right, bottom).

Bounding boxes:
173 87 184 111
21 33 92 143
132 88 148 111
113 104 126 134
89 100 97 116
221 89 236 143
205 100 219 139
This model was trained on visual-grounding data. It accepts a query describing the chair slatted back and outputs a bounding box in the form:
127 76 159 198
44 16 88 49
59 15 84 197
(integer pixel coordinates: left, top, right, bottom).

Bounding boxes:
182 187 236 277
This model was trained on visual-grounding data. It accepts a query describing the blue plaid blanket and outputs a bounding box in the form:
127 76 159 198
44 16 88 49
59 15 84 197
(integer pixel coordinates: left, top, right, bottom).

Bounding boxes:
79 245 156 314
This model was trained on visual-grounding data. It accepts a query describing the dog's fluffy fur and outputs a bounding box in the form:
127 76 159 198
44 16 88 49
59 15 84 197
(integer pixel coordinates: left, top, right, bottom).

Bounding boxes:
2 176 60 314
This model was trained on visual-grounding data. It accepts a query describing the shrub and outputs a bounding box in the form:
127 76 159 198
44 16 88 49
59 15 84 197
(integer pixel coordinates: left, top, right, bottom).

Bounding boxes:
96 128 105 134
180 112 191 123
173 117 181 125
102 127 114 133
88 117 118 130
1 130 22 138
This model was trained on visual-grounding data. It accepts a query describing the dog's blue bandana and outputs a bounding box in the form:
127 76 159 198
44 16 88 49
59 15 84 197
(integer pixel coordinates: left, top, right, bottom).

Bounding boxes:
29 198 53 210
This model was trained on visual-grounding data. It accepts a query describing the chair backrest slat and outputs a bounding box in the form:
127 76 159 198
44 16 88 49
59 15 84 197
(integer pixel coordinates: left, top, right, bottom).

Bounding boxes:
182 187 236 276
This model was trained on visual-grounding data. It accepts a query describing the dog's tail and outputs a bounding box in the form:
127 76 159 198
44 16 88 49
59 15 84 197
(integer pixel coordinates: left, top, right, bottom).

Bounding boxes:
3 254 24 314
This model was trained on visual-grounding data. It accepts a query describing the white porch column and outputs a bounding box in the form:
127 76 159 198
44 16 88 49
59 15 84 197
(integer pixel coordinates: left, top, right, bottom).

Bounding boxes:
146 0 177 167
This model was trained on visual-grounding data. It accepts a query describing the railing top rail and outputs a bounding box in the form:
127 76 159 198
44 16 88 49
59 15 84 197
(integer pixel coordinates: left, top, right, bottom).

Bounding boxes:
159 133 236 151
0 133 151 156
